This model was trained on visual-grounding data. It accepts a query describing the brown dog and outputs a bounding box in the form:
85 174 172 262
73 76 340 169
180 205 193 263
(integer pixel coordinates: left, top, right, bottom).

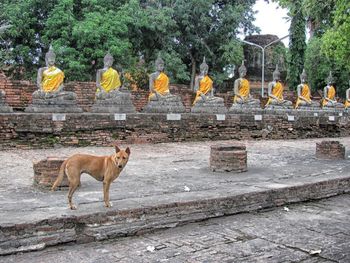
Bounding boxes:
51 145 130 210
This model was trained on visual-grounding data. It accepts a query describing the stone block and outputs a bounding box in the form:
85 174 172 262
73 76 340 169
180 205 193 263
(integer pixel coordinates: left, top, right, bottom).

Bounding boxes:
33 157 68 188
316 141 345 160
210 143 247 173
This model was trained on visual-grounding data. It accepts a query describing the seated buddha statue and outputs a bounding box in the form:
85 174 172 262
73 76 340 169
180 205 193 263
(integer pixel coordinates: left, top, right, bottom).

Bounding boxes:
321 71 344 108
265 64 292 108
26 45 81 112
295 69 319 109
96 52 122 99
143 55 185 113
232 60 260 106
35 45 73 99
192 57 224 105
92 52 135 113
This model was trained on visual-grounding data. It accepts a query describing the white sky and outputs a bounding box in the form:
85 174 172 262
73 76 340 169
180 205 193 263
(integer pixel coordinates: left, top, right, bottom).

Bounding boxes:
252 0 290 46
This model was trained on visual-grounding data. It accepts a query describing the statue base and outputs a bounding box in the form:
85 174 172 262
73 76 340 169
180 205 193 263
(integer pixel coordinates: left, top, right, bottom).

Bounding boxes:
264 104 293 110
25 90 83 113
191 99 227 114
91 90 136 113
297 105 321 111
143 95 186 113
229 103 261 113
0 105 13 113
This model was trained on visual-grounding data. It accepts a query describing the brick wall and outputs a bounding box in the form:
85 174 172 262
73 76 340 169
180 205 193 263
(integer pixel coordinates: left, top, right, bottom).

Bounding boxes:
0 75 299 112
0 112 349 149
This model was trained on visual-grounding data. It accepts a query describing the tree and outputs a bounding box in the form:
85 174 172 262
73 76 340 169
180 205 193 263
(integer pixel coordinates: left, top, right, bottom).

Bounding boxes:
272 0 306 89
287 1 306 89
321 0 350 72
0 0 258 88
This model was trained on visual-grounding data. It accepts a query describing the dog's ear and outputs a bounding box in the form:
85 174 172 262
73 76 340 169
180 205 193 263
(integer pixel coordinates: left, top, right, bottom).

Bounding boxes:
115 145 121 153
125 147 130 156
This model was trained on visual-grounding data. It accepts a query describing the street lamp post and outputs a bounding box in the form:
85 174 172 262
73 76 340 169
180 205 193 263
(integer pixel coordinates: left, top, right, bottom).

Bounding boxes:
239 34 289 97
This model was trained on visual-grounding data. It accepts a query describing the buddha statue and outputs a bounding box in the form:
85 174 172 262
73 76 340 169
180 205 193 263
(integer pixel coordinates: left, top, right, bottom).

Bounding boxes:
92 52 135 113
232 60 260 106
36 45 65 94
321 71 344 109
0 89 13 113
95 52 121 98
149 55 173 101
25 45 82 112
295 69 319 109
191 57 226 113
143 55 185 113
344 81 350 109
265 64 292 108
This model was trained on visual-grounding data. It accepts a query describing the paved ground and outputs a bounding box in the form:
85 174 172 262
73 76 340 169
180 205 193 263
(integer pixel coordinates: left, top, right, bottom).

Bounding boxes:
1 137 350 225
2 193 349 263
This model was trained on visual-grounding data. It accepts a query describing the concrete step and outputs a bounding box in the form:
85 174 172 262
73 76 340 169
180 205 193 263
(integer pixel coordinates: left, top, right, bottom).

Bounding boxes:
1 175 349 256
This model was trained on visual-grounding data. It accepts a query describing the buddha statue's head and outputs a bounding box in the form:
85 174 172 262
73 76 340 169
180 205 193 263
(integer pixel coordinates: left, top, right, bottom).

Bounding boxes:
300 69 307 84
326 71 334 85
103 52 114 68
199 57 209 75
238 60 247 78
45 45 56 67
272 64 280 81
155 55 164 72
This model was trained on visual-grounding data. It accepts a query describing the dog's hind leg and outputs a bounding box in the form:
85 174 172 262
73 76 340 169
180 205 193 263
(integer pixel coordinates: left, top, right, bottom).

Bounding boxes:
66 168 81 210
68 181 79 210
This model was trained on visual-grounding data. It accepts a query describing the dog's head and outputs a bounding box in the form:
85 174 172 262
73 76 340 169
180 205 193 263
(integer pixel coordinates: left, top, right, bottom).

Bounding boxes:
113 145 130 170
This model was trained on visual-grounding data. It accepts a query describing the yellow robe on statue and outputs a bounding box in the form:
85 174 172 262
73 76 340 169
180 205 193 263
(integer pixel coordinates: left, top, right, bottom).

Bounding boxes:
345 100 350 109
322 85 336 107
265 81 284 106
42 66 64 92
193 75 213 105
233 78 250 103
98 67 121 93
149 72 170 100
295 84 311 109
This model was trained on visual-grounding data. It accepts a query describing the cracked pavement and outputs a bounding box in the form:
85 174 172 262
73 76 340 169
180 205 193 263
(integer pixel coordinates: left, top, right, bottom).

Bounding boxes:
2 194 349 263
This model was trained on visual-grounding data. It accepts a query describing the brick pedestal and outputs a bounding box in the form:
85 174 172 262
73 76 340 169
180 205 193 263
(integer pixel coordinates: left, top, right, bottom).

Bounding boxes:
210 144 247 172
33 157 68 188
316 141 345 160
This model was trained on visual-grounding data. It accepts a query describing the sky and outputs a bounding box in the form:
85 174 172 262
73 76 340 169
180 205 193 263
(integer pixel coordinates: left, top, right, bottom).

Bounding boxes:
252 0 290 46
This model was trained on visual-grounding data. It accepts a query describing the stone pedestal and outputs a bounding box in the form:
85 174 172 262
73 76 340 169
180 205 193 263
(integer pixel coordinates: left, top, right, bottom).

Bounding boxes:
191 99 227 114
91 90 136 113
143 95 185 113
25 90 83 113
33 157 68 188
316 141 345 160
210 143 247 172
229 103 261 113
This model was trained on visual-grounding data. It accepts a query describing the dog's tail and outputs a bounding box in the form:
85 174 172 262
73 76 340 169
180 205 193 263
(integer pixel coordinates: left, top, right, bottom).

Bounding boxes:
51 159 68 191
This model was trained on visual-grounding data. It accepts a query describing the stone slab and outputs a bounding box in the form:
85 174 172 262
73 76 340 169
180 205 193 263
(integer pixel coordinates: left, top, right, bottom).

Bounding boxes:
0 138 350 255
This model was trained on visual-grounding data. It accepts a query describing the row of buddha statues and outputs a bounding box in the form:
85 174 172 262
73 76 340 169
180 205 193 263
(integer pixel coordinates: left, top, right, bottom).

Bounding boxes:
0 46 349 114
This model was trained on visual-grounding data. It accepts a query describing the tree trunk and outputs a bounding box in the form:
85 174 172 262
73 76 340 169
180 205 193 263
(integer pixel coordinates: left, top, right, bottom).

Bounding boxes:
190 54 196 91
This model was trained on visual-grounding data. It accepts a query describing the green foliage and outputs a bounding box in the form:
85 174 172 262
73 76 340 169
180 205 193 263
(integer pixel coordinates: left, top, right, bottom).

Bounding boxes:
287 0 306 89
304 37 349 97
0 0 258 87
321 0 350 72
302 0 337 37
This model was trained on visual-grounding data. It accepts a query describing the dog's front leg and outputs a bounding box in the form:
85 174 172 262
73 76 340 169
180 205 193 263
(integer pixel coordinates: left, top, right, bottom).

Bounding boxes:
103 180 112 208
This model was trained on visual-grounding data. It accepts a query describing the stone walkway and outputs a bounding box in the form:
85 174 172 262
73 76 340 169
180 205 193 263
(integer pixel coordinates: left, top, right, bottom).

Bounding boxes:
2 194 350 262
0 138 350 255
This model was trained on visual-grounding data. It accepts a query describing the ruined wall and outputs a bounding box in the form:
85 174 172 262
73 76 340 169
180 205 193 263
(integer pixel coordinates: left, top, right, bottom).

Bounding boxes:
0 112 348 149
